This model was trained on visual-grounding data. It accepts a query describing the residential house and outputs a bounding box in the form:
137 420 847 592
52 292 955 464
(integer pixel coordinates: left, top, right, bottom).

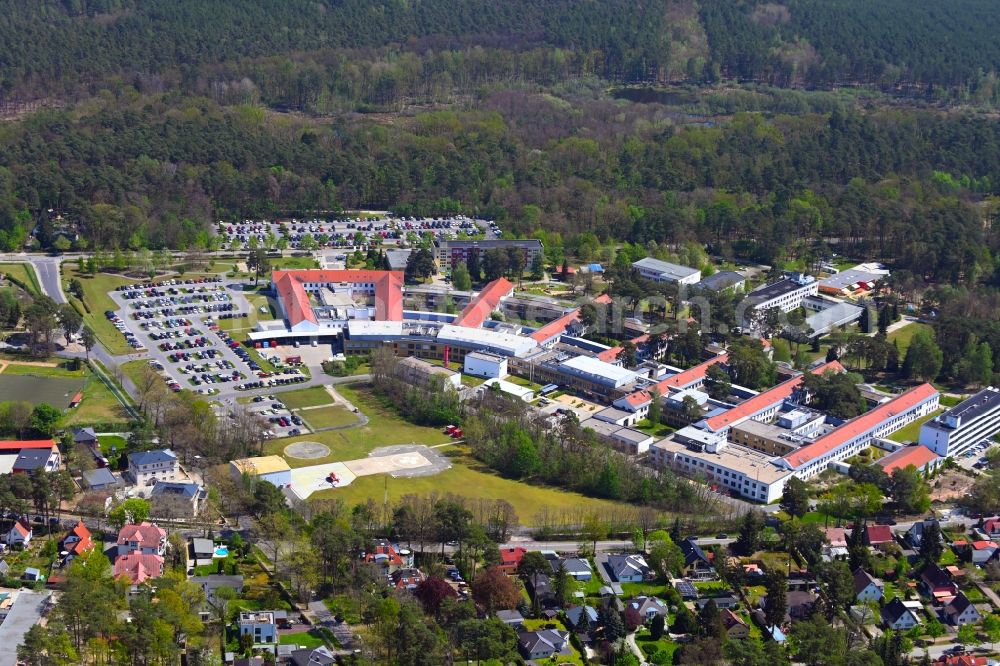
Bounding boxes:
982 517 1000 539
190 575 245 621
5 521 31 548
72 427 98 448
565 605 599 633
679 539 715 580
495 609 524 630
149 481 205 519
932 656 990 665
853 568 884 603
389 568 426 591
970 540 998 565
527 573 555 608
81 467 120 490
674 580 698 601
238 611 278 645
116 522 167 556
919 564 958 602
944 592 982 626
551 557 592 581
626 596 668 624
906 518 941 549
22 567 41 582
863 525 895 551
189 537 215 568
497 547 527 575
365 539 409 572
113 552 164 585
823 527 849 561
289 647 337 666
604 554 649 583
722 609 750 639
127 449 179 486
776 590 818 623
696 595 740 611
517 629 569 661
881 598 921 630
61 521 94 563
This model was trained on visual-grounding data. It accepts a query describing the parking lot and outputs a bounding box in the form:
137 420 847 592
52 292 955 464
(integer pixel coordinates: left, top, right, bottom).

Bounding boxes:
216 214 493 252
245 394 310 438
109 278 308 399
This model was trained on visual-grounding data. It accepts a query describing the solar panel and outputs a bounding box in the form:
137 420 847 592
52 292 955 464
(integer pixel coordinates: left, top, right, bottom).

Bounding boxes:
675 581 698 598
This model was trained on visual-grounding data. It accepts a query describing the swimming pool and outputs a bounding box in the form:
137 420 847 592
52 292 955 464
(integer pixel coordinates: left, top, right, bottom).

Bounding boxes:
214 545 229 558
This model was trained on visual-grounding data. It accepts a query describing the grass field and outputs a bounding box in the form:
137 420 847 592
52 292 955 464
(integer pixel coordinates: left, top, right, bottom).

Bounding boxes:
889 408 943 443
278 629 331 648
300 405 357 429
309 447 633 525
888 322 933 357
62 266 137 355
280 386 334 409
66 369 127 425
0 374 84 407
0 263 41 295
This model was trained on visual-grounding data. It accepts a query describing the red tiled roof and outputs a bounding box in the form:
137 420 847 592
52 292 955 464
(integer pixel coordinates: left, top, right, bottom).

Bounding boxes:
824 527 847 547
64 521 93 555
499 547 527 566
453 278 514 328
984 518 1000 533
971 540 998 550
782 383 938 469
864 525 894 544
934 656 989 666
877 444 940 474
621 391 652 408
114 552 164 584
116 522 166 550
530 310 581 343
652 353 729 393
593 294 613 305
597 346 623 363
10 521 30 537
702 359 844 432
272 269 404 326
0 440 55 451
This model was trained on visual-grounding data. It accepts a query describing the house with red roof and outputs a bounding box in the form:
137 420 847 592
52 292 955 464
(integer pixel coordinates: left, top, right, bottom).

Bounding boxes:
918 563 958 601
970 540 998 565
113 551 164 585
498 547 528 575
877 444 941 475
612 390 653 422
0 439 61 475
116 522 167 556
862 525 895 551
364 539 410 572
5 520 31 548
982 517 1000 539
61 520 94 562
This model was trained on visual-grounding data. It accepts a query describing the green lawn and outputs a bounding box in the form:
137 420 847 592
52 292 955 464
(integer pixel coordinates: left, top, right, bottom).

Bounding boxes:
62 266 137 355
889 408 943 443
278 386 333 409
0 263 41 295
888 322 933 357
635 628 678 664
279 628 331 648
66 367 128 425
634 419 675 438
300 405 358 429
309 447 639 526
2 360 83 378
620 581 671 598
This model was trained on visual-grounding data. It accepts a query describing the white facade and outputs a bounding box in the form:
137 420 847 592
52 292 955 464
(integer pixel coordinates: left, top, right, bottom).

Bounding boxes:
920 387 1000 457
127 449 179 486
632 258 701 285
463 351 508 379
744 275 818 316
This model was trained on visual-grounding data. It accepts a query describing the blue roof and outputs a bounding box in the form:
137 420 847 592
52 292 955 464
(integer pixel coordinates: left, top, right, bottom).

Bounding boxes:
129 449 176 466
586 263 604 272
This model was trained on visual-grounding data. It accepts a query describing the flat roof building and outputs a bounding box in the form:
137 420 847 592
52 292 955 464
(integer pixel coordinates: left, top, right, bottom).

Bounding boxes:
920 386 1000 457
632 257 701 285
695 271 746 293
435 239 543 270
557 355 640 390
